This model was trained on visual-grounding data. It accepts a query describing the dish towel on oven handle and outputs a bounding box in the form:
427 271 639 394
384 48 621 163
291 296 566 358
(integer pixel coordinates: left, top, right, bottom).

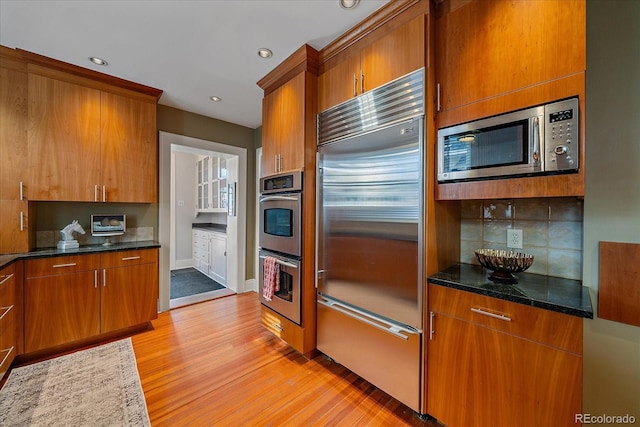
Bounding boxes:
263 256 280 301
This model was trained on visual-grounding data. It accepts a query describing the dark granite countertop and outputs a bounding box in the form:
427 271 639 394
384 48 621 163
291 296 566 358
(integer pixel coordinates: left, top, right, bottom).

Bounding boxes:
192 223 227 233
428 263 593 319
0 241 160 270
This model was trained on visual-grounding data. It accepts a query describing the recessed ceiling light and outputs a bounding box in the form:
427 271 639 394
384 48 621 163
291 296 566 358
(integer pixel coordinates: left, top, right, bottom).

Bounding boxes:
339 0 360 9
89 56 108 66
210 96 222 102
257 48 273 58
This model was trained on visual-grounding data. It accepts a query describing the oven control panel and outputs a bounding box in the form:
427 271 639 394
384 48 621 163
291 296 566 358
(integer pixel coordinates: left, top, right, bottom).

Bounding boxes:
260 170 303 194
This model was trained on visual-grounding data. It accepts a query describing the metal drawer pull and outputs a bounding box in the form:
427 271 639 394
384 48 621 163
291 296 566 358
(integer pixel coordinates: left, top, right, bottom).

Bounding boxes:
271 323 283 332
0 274 13 286
122 256 141 261
471 307 511 322
318 297 419 340
429 311 435 341
53 263 77 268
0 346 15 368
0 305 14 322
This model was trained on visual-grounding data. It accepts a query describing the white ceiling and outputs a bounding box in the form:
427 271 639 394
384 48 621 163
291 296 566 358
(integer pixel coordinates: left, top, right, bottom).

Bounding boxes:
0 0 389 129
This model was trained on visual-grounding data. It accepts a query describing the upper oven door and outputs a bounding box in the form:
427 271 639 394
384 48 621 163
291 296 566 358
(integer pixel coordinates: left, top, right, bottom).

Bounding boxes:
437 105 545 182
259 192 302 257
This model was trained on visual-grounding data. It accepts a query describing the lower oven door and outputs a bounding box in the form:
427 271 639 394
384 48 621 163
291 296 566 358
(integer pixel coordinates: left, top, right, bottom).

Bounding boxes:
258 249 301 325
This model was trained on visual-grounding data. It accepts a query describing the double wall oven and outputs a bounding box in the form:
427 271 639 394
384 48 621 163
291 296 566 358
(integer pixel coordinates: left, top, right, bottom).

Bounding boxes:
258 170 303 324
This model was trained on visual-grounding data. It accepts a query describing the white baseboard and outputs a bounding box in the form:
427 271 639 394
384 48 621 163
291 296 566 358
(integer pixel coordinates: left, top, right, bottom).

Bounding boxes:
174 259 193 270
244 278 257 293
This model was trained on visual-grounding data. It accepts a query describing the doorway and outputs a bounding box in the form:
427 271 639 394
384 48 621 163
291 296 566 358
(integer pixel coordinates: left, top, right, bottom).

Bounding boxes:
158 132 248 313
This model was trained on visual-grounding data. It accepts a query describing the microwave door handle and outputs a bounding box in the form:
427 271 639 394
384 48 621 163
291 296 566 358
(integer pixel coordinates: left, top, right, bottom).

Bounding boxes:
260 195 299 202
532 116 541 166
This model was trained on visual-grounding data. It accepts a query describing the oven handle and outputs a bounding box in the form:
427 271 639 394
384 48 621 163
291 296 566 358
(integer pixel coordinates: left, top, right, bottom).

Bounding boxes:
259 255 298 269
259 195 299 202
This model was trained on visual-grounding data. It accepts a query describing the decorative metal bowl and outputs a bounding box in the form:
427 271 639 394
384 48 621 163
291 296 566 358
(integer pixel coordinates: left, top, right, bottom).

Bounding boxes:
474 249 534 283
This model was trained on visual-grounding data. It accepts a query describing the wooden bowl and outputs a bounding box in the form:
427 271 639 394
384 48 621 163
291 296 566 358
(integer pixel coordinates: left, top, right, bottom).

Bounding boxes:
474 249 534 283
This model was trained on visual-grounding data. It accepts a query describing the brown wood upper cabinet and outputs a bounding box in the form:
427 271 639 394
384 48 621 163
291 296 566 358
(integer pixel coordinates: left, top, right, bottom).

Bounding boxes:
0 48 30 254
318 14 425 113
435 0 586 118
27 74 157 203
261 71 306 176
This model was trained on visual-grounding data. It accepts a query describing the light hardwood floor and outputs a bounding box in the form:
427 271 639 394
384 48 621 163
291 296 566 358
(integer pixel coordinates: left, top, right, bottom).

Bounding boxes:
132 292 440 426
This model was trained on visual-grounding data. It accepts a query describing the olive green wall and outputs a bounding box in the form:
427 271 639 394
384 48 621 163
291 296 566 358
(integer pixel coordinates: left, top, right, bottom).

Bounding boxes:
157 105 260 280
583 0 640 422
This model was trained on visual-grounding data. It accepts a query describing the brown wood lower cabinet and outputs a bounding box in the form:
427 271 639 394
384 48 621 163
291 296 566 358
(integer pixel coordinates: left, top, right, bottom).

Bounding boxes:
0 263 19 378
24 249 158 354
427 284 583 427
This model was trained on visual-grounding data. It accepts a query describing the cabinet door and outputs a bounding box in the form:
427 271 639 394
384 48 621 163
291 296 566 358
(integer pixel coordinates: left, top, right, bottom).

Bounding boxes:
27 74 101 201
360 14 425 94
435 0 585 113
0 61 27 201
24 271 100 352
427 313 582 427
317 53 360 113
276 72 305 173
101 92 157 202
101 262 158 333
0 200 29 254
209 234 226 285
261 72 306 176
261 91 281 176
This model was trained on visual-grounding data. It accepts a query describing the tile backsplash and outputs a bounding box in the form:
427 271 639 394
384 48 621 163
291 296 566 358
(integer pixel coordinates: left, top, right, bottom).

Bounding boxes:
461 198 583 280
37 227 154 249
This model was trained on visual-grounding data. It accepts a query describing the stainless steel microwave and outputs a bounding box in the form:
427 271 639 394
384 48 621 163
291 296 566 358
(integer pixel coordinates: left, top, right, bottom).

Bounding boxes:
437 97 579 182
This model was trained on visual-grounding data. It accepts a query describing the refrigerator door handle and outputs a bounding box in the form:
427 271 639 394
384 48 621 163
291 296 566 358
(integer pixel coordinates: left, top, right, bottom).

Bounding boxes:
318 297 419 340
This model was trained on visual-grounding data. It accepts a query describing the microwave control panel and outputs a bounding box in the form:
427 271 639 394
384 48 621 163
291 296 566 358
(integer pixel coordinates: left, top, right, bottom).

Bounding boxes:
260 170 303 194
545 97 579 171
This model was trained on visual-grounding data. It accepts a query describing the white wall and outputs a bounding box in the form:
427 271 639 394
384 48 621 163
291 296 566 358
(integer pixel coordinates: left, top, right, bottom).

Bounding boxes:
172 151 198 268
583 0 640 421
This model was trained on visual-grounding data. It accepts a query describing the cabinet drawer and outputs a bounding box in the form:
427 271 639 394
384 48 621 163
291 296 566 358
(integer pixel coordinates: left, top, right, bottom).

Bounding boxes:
0 266 16 307
193 237 209 251
429 284 582 354
101 249 158 268
193 248 208 262
0 304 16 344
261 305 303 352
193 229 211 240
26 254 100 278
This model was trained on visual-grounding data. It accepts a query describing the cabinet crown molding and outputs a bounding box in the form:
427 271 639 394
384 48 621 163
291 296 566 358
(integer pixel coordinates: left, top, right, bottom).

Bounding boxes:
257 44 319 94
13 46 163 100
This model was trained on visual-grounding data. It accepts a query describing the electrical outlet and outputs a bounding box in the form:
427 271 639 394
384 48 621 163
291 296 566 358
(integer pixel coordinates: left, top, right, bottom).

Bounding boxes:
507 229 523 249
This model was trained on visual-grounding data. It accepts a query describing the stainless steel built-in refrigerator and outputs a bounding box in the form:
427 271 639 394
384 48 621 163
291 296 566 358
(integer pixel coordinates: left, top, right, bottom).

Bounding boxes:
316 70 424 412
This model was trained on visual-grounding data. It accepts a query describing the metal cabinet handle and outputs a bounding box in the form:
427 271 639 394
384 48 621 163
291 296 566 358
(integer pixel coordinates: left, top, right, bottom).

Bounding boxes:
53 263 77 268
20 212 24 231
102 185 107 202
470 307 511 322
353 73 358 97
0 305 14 322
121 256 141 261
360 70 364 94
94 270 98 289
19 181 24 201
436 83 441 112
0 346 15 369
0 274 13 286
271 323 283 332
94 185 99 202
429 311 435 340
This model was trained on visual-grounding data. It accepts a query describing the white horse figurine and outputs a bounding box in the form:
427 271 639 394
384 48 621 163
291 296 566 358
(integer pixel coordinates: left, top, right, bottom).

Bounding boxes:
60 220 85 241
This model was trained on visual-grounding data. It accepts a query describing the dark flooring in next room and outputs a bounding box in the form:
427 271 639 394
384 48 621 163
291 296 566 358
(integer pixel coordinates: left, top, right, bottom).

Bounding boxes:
170 268 234 308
